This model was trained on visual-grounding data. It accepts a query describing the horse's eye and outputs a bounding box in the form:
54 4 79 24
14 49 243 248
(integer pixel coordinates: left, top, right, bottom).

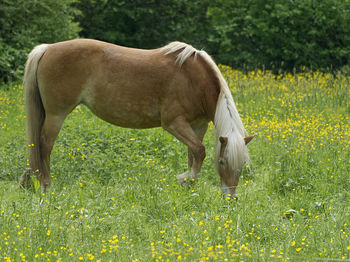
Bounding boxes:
219 159 225 166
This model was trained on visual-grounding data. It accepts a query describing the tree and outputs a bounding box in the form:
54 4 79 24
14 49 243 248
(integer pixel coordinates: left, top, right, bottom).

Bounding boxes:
0 0 80 82
207 0 350 71
75 0 211 49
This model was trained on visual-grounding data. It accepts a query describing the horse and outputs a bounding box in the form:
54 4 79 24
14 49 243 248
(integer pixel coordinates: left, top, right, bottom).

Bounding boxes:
20 39 254 198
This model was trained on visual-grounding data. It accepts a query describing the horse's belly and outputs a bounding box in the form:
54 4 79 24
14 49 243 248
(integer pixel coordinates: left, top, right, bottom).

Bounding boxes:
83 98 161 129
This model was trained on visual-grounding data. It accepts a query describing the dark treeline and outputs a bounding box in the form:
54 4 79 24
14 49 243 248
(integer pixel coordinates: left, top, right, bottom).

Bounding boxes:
1 0 350 82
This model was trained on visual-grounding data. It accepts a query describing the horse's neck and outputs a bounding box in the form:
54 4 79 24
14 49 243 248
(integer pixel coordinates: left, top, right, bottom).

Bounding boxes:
194 55 221 122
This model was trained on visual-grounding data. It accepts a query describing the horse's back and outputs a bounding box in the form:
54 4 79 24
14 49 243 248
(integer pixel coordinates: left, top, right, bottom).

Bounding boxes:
36 39 213 128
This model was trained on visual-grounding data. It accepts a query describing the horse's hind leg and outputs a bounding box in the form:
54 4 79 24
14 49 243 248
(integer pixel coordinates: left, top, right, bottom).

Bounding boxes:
39 113 67 190
163 117 207 185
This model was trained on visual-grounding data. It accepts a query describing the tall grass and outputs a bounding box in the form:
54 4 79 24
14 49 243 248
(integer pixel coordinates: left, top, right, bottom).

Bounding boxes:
0 68 349 261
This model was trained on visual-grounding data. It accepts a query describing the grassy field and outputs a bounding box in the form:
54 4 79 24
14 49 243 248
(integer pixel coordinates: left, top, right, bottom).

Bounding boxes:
0 67 349 261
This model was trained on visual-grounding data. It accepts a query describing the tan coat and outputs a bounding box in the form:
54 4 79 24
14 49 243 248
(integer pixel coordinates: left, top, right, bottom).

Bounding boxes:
21 39 253 197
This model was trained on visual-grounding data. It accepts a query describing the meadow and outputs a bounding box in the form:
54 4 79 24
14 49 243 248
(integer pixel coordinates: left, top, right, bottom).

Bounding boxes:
0 66 349 261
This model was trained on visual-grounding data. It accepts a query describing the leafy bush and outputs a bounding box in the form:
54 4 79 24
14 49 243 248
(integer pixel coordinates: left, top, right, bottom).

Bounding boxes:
1 0 350 83
75 0 211 49
0 0 80 83
75 0 350 72
207 0 350 72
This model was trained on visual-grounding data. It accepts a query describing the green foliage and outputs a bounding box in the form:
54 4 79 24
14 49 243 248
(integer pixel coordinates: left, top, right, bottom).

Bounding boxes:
75 0 350 72
75 0 211 49
0 0 80 82
207 0 350 71
2 0 350 82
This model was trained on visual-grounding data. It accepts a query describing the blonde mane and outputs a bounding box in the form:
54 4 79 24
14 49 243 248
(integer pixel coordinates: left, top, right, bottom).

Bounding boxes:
160 41 198 67
162 41 249 173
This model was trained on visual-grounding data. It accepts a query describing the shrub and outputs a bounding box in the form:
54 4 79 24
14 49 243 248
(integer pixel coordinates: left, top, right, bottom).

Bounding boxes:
207 0 350 72
0 0 80 83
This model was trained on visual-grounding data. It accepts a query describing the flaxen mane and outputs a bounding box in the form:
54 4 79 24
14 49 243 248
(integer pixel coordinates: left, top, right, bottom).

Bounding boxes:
161 42 249 173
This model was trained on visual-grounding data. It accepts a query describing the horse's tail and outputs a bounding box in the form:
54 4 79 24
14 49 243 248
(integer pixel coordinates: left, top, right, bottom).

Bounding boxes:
23 44 49 177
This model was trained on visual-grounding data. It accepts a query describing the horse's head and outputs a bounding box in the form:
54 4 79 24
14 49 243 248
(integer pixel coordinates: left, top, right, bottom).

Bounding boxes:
217 135 255 199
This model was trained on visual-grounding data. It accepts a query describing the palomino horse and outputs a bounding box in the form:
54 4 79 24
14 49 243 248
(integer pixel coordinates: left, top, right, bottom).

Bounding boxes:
20 39 254 198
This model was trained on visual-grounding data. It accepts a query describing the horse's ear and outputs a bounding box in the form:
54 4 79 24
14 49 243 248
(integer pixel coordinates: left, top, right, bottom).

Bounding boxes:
219 136 228 145
219 136 228 159
244 135 255 145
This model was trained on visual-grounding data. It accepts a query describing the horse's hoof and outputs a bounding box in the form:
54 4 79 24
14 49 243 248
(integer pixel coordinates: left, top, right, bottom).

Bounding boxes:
40 183 51 193
19 173 34 190
177 172 189 186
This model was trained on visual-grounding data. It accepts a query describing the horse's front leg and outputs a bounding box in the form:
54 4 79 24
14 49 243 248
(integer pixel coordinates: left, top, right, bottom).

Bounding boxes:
176 147 194 185
163 118 208 185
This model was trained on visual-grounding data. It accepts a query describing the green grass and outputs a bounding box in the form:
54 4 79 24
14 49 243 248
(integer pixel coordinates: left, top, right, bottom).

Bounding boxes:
0 68 349 261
